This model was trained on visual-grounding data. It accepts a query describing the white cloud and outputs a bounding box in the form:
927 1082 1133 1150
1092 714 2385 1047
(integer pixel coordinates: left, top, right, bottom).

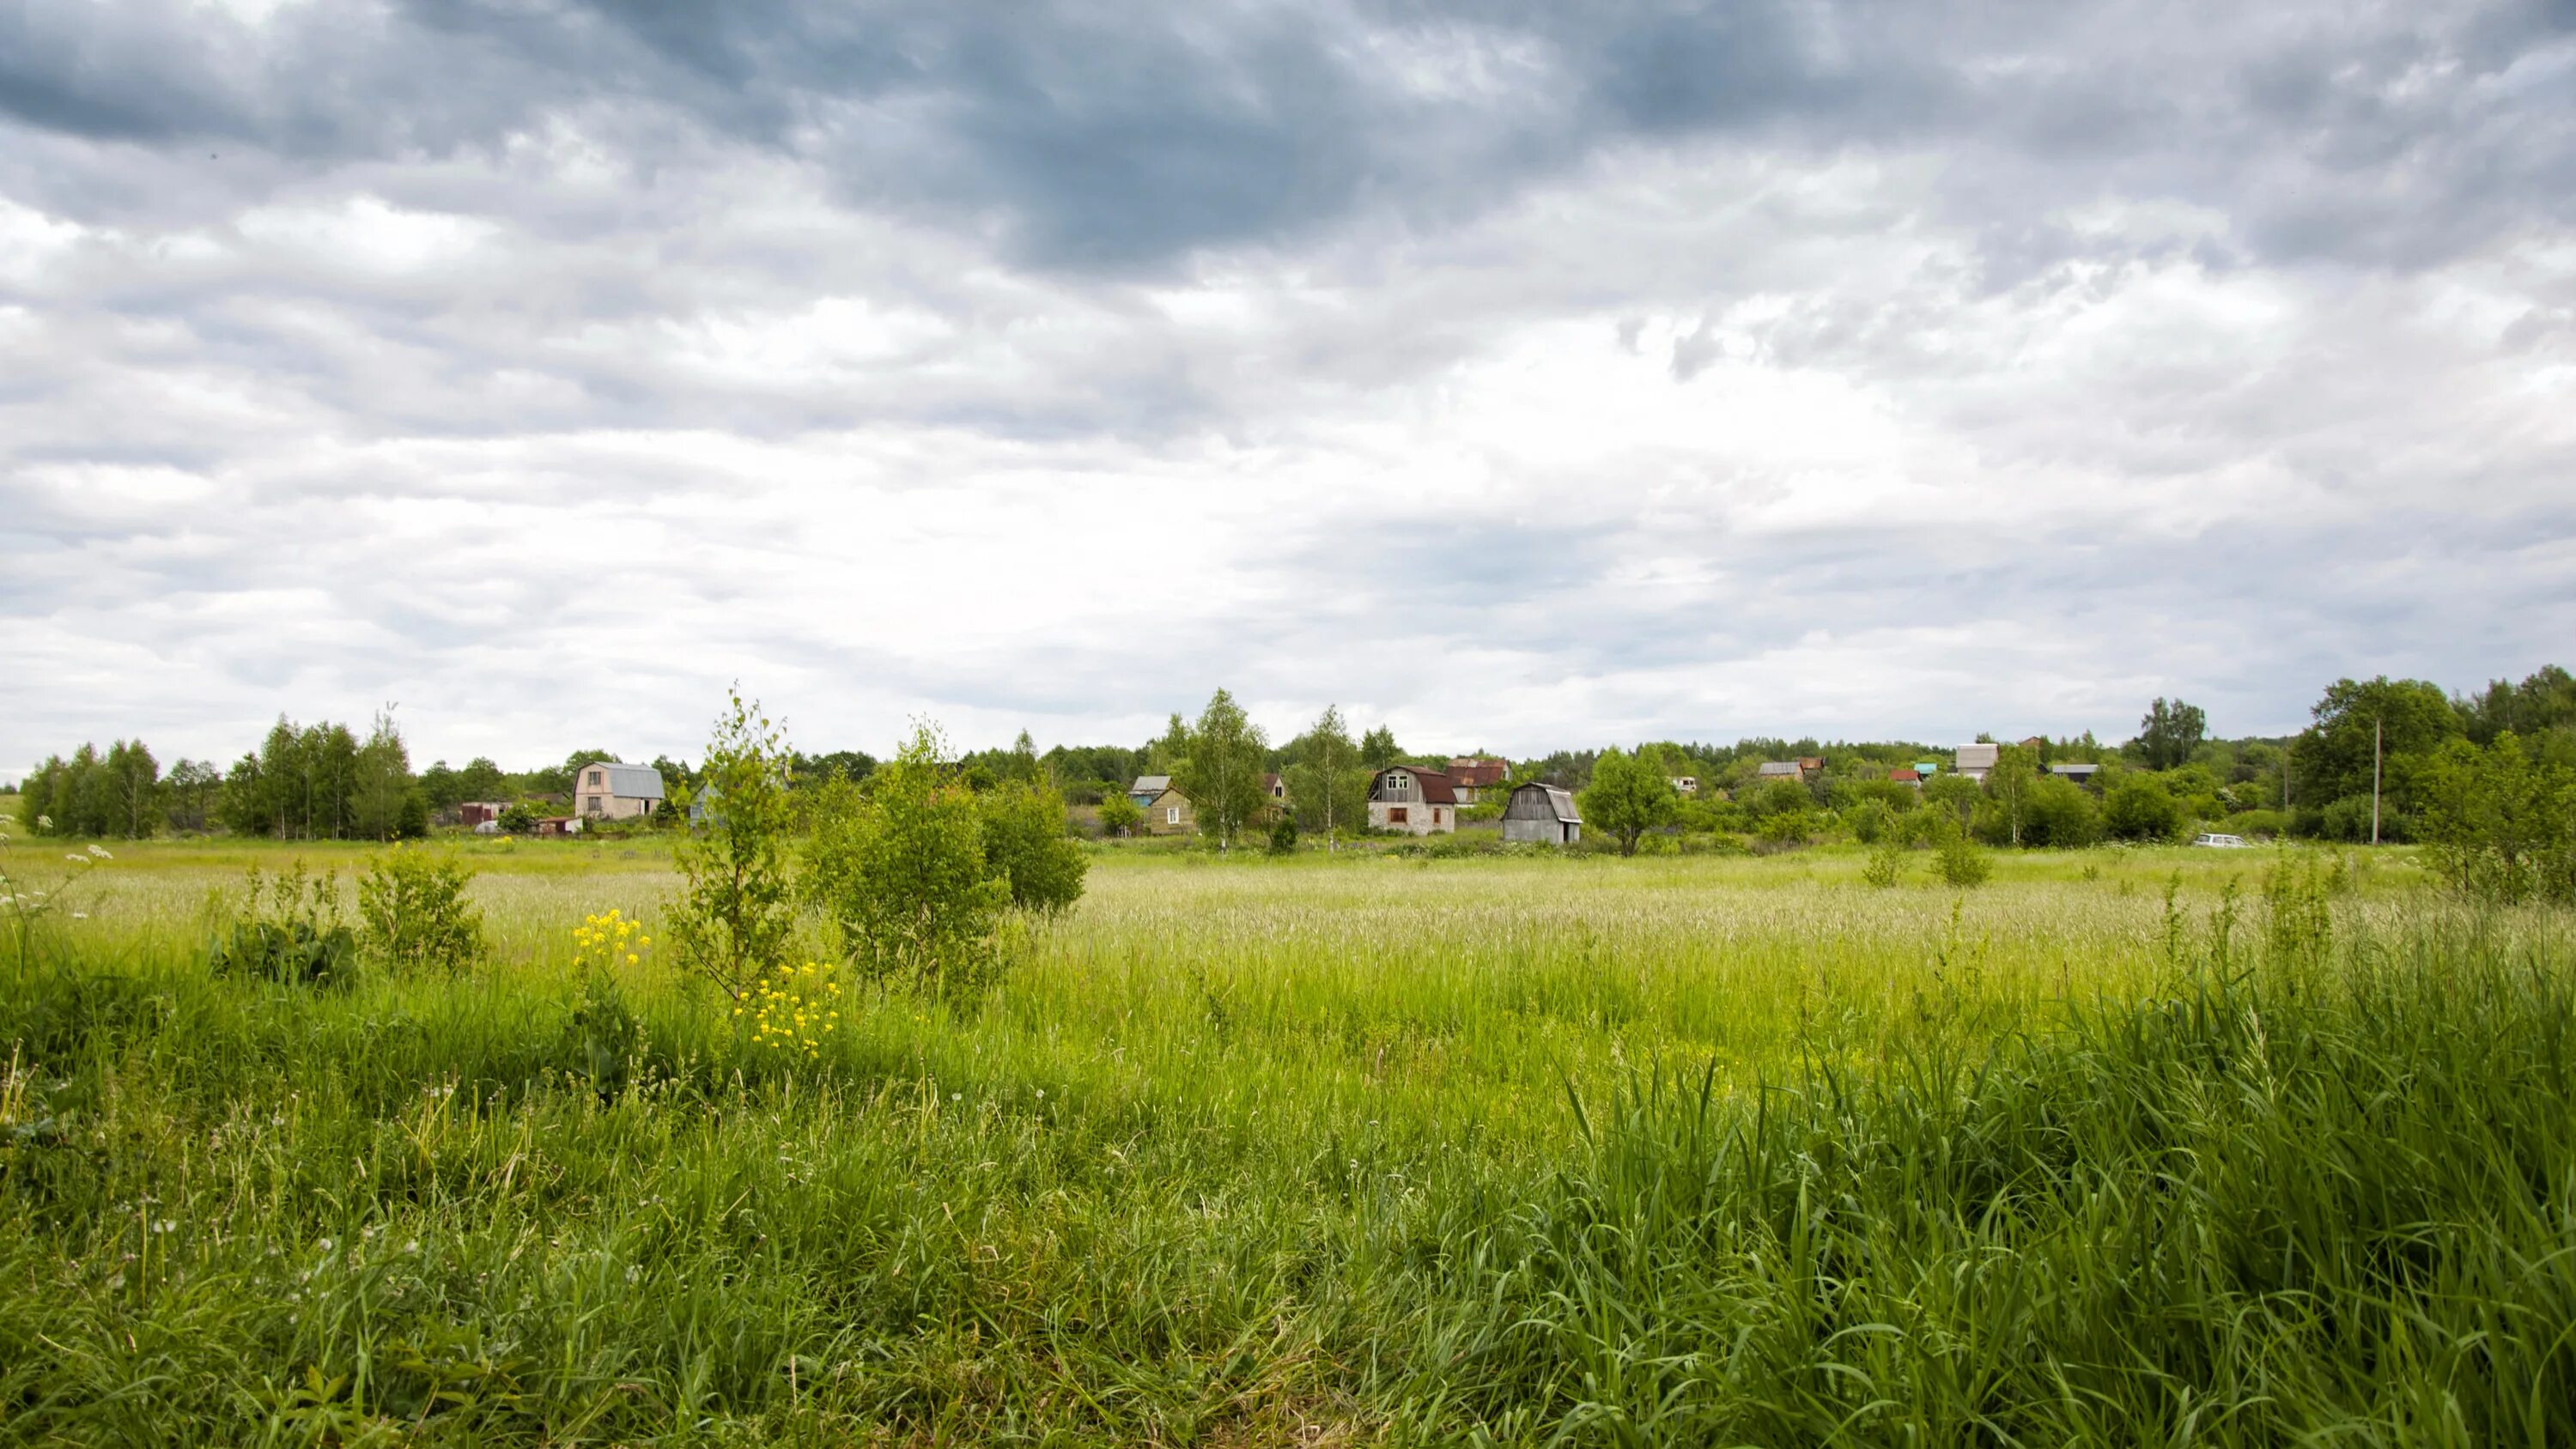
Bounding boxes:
3 1 2573 776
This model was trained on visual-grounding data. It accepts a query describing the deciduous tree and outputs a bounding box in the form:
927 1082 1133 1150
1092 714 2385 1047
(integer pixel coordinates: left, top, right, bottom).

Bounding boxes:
2136 698 2208 771
1579 747 1680 857
1176 688 1269 850
669 688 799 1000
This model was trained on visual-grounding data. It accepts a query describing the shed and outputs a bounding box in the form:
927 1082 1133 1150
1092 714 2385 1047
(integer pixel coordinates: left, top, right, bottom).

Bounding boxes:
1368 767 1457 835
1127 774 1171 808
1503 782 1582 845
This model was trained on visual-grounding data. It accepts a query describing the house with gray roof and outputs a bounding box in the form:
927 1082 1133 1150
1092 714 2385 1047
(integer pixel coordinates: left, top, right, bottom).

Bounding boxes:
574 762 665 822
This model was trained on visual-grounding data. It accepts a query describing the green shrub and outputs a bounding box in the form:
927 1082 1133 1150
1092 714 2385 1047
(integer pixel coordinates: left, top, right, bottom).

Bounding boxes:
206 862 356 987
1267 814 1299 855
979 779 1089 914
356 845 484 973
1935 827 1991 888
669 688 799 998
1847 798 1892 845
1861 839 1906 888
805 724 1011 999
2021 773 2102 847
2103 773 2184 842
1095 792 1144 838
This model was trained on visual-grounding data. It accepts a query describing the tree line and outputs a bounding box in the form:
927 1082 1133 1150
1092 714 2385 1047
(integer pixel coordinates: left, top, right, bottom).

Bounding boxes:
14 666 2573 879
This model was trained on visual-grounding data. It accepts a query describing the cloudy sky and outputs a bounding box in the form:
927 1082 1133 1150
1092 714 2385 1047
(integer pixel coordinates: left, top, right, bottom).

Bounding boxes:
4 0 2573 773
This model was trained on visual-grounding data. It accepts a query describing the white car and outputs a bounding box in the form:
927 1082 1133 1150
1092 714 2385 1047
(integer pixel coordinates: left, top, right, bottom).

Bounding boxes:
2191 832 2250 848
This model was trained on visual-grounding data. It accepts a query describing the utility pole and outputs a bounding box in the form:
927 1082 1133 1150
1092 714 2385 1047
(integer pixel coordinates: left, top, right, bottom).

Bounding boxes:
2370 717 2382 846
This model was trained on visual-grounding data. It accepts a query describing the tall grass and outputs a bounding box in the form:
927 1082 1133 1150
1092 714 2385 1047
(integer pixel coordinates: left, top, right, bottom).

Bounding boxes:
0 845 2568 1443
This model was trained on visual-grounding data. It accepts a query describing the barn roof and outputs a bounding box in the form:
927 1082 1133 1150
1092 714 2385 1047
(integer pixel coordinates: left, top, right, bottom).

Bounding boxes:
1130 774 1170 794
1447 757 1510 787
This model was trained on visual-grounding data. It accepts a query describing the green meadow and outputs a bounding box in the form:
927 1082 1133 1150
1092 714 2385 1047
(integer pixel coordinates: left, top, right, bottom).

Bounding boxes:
3 839 2573 1445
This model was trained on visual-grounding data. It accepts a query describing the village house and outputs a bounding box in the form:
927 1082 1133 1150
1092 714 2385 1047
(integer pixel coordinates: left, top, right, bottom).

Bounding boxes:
1368 766 1457 835
1953 743 2001 783
574 763 665 821
1128 775 1195 834
1502 782 1583 845
1889 767 1922 787
1263 773 1288 803
2050 761 2104 789
1797 756 1824 779
1669 775 1699 797
1755 761 1803 782
458 800 511 828
1446 757 1510 805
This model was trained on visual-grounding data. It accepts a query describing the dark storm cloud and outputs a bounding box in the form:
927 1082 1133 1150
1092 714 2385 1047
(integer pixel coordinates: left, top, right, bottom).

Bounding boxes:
5 0 2569 272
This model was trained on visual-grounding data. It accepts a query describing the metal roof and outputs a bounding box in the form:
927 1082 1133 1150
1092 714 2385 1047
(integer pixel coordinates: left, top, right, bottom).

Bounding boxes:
587 763 664 799
1756 761 1802 777
1514 781 1581 822
1130 774 1171 794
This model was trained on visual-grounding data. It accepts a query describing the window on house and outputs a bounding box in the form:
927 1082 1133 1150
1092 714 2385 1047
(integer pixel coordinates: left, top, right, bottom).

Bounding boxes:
1389 807 1408 824
588 769 603 787
1433 809 1443 825
1167 807 1181 825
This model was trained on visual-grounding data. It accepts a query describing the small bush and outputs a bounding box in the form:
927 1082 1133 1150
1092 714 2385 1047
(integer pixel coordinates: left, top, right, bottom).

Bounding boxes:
979 780 1088 914
1861 839 1906 888
805 725 1011 1000
356 845 484 973
1267 814 1299 855
207 862 356 987
1935 828 1992 888
1848 799 1892 845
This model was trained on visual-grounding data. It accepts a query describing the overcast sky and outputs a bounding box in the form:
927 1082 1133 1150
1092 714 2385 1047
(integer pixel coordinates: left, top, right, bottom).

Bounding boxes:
4 0 2573 774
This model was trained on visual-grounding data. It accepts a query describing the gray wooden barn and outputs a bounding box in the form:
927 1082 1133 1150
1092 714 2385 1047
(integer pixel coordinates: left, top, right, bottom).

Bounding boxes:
1502 782 1582 845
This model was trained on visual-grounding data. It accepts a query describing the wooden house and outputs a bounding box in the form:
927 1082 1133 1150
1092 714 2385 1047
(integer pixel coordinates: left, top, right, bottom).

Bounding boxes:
1503 782 1582 845
1129 776 1195 834
1953 743 2000 783
1368 767 1456 835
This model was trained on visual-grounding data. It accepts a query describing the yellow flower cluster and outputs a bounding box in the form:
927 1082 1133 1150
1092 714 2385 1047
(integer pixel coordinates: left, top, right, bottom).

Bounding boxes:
571 908 650 971
737 962 842 1058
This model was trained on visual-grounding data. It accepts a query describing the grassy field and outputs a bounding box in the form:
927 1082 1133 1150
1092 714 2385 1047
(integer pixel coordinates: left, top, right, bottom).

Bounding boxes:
3 837 2573 1444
